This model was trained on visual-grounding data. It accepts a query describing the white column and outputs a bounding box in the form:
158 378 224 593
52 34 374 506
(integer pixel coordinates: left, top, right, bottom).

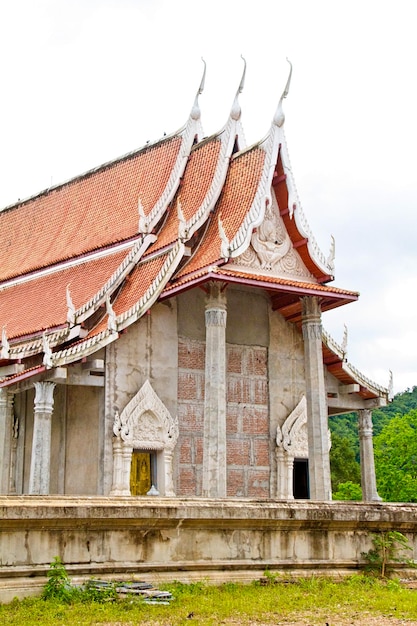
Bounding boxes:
285 454 295 499
163 448 176 497
275 447 294 499
358 409 381 502
28 382 55 495
0 389 14 494
109 438 132 496
301 296 332 500
202 282 227 497
9 416 19 495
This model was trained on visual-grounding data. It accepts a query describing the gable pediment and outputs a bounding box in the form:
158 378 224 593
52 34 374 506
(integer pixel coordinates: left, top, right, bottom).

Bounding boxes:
230 193 315 282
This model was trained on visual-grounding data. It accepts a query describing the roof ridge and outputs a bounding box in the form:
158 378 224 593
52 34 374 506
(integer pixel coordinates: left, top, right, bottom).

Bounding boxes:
0 134 182 215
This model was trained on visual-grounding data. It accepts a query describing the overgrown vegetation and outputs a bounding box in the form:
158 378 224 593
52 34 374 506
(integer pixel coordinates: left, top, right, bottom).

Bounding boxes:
41 557 118 604
361 531 415 578
2 573 417 625
329 386 417 501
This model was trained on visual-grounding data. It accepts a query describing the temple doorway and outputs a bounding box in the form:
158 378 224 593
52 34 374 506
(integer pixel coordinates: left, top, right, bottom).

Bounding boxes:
293 458 309 499
130 451 156 495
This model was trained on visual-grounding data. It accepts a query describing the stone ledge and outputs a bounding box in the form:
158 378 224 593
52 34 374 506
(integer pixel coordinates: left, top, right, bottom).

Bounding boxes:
0 497 416 603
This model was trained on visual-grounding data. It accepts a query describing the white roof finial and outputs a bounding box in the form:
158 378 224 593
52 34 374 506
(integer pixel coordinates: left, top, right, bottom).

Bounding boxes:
218 214 230 258
1 326 10 360
138 197 149 234
273 58 293 128
190 58 206 121
341 324 348 356
230 55 247 121
42 332 53 369
388 370 394 401
66 284 76 325
327 235 335 273
177 196 188 240
106 295 117 332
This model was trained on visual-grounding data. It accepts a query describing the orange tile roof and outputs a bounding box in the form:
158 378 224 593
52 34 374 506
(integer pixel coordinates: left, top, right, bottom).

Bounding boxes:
113 254 169 316
146 138 223 253
176 146 266 277
0 249 128 340
165 264 358 300
0 137 182 282
84 252 172 337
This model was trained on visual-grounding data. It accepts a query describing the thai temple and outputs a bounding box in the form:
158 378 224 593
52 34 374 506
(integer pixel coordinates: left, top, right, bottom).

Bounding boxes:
0 61 390 506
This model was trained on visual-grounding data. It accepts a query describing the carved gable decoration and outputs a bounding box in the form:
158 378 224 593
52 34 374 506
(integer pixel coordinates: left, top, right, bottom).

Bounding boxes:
276 395 331 459
277 396 308 458
113 380 179 451
233 195 313 280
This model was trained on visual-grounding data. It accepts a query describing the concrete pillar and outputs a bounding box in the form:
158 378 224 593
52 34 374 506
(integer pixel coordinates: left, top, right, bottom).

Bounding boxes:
163 448 176 497
109 438 132 496
301 296 332 500
202 282 227 497
275 448 294 499
0 389 14 494
28 382 55 495
358 409 381 502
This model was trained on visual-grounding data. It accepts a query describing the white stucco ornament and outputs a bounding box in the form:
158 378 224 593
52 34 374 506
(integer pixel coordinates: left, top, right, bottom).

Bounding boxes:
276 395 308 458
113 379 179 451
110 379 179 497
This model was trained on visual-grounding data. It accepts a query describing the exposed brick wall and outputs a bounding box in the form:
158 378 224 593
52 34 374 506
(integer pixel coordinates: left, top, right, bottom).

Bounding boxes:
177 338 205 496
226 344 270 498
177 338 270 498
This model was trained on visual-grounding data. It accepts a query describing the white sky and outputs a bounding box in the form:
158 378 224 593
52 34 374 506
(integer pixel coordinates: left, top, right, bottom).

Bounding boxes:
0 0 416 394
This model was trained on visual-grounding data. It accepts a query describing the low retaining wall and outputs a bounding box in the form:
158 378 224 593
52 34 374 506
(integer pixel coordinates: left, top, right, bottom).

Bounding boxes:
1 496 416 602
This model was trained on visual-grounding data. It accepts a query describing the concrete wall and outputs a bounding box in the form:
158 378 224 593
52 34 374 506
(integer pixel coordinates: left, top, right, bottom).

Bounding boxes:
0 497 416 602
15 384 102 496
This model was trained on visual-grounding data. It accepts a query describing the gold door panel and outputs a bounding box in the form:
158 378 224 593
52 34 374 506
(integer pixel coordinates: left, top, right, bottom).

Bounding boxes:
130 451 152 496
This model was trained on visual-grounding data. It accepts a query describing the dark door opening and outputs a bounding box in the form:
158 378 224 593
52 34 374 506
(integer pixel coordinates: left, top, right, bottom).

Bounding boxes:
293 458 309 499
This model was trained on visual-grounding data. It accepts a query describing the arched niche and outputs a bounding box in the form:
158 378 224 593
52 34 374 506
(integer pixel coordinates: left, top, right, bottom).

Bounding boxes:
110 380 178 496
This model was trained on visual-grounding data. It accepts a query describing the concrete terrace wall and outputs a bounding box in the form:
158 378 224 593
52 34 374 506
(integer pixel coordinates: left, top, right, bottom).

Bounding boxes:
1 497 416 602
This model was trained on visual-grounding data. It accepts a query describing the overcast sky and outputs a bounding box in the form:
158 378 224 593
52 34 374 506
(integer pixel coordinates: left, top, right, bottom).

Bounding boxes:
0 0 416 394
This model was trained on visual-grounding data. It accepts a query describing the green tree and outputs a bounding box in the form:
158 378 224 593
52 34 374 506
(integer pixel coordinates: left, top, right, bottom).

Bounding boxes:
333 481 362 501
374 409 417 502
330 432 361 492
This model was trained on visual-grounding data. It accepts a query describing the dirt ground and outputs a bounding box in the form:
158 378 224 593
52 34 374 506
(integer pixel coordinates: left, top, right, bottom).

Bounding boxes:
100 618 417 625
196 615 416 625
222 617 417 625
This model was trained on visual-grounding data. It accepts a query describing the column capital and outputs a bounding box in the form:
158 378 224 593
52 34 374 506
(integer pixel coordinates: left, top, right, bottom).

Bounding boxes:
301 295 322 320
0 387 14 408
34 381 56 414
205 281 227 309
358 408 373 437
301 296 322 341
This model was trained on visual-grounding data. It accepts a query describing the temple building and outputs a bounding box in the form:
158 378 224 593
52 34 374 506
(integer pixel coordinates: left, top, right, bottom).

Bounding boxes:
0 62 390 503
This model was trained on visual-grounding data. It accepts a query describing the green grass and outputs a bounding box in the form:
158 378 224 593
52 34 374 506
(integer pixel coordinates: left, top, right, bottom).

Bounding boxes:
1 576 417 625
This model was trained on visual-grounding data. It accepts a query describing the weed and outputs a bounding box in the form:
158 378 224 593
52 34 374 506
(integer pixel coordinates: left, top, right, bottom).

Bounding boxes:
362 530 416 578
41 557 74 603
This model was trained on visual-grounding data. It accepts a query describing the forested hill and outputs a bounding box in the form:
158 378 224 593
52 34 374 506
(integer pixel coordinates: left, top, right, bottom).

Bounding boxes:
329 385 417 454
329 386 417 499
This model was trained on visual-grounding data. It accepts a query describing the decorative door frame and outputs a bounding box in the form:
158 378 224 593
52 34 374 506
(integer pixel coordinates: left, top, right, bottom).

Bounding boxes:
109 380 179 496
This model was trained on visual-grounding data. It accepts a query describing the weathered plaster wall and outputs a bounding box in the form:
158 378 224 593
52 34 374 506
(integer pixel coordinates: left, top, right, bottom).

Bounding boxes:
64 386 101 495
104 300 179 494
15 384 101 496
268 308 306 496
105 300 178 421
0 497 416 603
